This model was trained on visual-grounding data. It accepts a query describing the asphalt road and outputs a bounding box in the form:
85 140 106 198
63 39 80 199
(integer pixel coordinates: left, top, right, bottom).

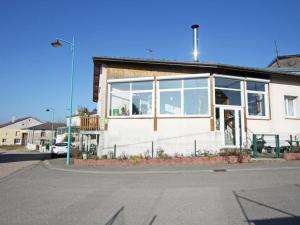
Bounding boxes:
0 156 300 225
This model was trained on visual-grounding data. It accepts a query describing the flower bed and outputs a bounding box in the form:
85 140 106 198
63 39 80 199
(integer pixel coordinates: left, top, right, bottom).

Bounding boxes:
73 154 251 166
283 152 300 161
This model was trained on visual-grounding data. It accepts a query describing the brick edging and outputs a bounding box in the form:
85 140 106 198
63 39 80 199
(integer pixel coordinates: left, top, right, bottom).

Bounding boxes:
283 152 300 161
73 155 251 166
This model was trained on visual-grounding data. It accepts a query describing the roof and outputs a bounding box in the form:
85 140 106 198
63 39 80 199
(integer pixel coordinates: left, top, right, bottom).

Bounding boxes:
93 56 299 76
92 56 300 102
26 122 66 130
268 54 300 68
0 117 41 129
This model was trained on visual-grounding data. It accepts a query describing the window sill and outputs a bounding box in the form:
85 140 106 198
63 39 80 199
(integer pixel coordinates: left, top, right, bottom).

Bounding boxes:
246 116 270 120
285 116 300 120
108 116 153 119
157 115 210 118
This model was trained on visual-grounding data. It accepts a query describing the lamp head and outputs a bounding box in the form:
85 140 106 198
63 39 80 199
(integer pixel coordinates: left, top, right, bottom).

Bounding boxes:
46 108 50 112
51 40 62 48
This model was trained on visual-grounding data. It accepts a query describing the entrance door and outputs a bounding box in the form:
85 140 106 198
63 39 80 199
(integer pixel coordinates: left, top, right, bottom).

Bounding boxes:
219 107 244 147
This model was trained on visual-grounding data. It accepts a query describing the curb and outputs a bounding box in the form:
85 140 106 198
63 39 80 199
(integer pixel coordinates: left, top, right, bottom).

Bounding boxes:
43 159 300 175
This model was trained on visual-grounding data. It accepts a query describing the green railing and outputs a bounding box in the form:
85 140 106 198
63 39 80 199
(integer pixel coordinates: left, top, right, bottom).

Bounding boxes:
252 134 280 158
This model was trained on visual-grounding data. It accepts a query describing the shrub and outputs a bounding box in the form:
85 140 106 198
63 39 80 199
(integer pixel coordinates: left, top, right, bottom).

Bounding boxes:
219 148 241 156
118 152 129 160
71 147 82 159
129 155 143 165
89 155 99 160
101 154 108 159
143 150 151 160
174 152 183 158
291 146 300 153
156 148 171 160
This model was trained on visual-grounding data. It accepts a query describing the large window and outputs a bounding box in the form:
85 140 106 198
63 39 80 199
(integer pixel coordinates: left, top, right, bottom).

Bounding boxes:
215 78 241 106
158 78 209 116
109 81 153 117
285 96 297 118
246 81 268 117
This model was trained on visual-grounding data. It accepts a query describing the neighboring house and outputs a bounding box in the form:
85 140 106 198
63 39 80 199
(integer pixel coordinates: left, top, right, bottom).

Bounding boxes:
25 122 66 151
268 54 300 74
0 117 42 146
88 56 300 157
57 113 98 150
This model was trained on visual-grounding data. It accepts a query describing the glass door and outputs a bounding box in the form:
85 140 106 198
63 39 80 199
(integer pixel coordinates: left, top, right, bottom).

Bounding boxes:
219 107 243 147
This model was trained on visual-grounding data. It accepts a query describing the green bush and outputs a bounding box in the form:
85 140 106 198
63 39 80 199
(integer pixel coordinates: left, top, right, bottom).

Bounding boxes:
129 155 143 165
219 148 241 156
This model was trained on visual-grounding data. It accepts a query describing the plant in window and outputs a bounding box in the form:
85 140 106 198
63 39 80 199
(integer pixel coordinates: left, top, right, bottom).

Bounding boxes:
121 105 129 116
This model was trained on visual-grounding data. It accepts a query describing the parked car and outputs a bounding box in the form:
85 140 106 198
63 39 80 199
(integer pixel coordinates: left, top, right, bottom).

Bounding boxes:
51 142 68 157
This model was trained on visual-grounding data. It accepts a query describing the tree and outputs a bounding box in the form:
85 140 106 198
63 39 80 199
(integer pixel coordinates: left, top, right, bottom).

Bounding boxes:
77 105 89 116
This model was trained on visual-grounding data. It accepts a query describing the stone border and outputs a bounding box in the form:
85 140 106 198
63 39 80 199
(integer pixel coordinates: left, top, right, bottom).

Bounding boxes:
73 155 251 166
283 152 300 161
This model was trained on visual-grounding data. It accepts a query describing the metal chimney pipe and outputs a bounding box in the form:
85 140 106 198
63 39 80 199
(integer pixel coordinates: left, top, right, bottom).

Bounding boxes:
191 24 199 62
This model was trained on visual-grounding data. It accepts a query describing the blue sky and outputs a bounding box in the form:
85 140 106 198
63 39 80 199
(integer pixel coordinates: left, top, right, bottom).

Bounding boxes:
0 0 299 123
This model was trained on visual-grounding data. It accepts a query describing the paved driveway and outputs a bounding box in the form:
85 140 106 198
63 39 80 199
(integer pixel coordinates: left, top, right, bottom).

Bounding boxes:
0 158 300 225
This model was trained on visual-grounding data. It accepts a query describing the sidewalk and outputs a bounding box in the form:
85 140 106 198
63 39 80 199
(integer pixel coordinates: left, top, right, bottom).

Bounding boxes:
46 157 300 175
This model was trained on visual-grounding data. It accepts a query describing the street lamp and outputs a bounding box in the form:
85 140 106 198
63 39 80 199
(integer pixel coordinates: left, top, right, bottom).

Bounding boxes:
45 107 55 151
51 37 75 165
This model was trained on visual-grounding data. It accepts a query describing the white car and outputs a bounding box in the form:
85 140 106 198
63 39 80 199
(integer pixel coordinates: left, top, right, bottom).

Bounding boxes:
51 142 68 156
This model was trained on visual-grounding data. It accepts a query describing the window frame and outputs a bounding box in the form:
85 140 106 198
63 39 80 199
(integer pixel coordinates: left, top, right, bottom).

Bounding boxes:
245 81 269 119
108 79 154 118
214 76 243 107
157 75 210 117
284 95 297 118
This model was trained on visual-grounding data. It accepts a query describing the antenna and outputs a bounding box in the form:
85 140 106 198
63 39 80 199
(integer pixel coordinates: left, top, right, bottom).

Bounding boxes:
274 40 280 67
145 48 154 57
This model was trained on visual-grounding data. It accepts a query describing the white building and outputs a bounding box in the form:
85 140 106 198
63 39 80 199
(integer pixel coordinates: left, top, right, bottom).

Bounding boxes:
88 56 300 157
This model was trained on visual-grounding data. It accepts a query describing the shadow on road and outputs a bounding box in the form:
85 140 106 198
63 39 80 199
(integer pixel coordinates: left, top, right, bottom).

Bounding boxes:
104 206 157 225
105 206 125 225
233 191 300 225
0 152 51 163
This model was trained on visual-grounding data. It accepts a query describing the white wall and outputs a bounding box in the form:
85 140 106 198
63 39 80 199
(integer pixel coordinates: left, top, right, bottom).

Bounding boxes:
66 116 80 127
102 118 219 157
247 78 300 146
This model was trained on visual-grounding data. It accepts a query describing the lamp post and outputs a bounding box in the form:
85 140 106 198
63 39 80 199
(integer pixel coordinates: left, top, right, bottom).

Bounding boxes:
45 108 55 151
51 37 75 165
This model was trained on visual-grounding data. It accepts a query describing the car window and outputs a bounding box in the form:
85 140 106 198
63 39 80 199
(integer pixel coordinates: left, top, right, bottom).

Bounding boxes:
55 143 68 146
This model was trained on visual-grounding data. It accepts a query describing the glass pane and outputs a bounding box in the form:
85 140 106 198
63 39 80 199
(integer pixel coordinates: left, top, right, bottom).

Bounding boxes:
160 91 181 114
159 80 181 89
132 81 153 91
132 92 152 115
215 78 240 89
110 92 130 116
248 93 266 116
184 78 208 88
184 89 208 115
247 81 265 91
110 82 130 92
215 108 220 130
215 89 241 106
224 109 236 146
287 98 295 116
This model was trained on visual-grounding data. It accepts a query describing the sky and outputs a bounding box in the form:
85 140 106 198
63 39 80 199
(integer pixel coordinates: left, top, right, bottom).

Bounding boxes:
0 0 299 123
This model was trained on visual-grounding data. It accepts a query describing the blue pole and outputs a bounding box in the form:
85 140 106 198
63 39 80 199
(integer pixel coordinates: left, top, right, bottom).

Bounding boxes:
66 36 75 166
